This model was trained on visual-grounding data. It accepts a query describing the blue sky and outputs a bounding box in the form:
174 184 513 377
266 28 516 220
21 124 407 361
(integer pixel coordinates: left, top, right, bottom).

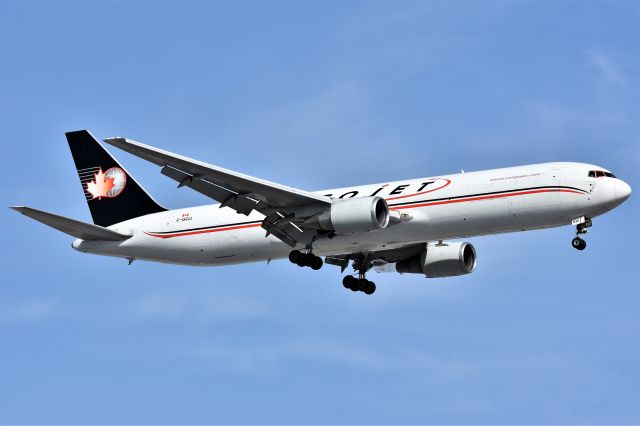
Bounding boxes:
1 1 639 424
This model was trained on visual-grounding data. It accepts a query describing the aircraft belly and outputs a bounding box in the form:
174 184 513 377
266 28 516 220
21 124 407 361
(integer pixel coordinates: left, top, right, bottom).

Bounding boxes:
137 233 213 265
225 226 290 264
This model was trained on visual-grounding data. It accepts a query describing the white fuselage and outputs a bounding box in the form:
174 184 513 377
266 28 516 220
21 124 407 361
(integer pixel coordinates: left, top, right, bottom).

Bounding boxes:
72 162 630 265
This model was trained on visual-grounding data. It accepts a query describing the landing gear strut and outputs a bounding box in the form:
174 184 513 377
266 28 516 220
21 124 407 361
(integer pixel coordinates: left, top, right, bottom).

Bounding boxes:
288 249 323 270
571 218 591 251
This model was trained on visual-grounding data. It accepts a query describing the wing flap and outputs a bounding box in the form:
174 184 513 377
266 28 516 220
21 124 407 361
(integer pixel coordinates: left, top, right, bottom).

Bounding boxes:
160 165 263 216
11 206 132 241
261 212 316 247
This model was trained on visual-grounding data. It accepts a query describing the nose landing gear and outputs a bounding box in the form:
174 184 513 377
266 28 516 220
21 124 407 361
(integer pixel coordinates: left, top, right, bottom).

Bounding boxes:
291 250 377 295
571 217 591 251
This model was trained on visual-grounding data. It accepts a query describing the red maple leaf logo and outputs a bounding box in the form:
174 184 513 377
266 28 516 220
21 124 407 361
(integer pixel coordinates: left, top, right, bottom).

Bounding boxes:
86 168 115 200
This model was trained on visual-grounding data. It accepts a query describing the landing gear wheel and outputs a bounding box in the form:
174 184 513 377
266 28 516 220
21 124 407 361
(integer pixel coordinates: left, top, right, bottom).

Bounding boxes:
343 275 356 289
310 256 323 270
288 250 302 264
572 237 587 251
363 280 376 295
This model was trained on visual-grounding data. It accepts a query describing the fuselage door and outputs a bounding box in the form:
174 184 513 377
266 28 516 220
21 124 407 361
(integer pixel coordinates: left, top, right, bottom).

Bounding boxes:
210 231 234 260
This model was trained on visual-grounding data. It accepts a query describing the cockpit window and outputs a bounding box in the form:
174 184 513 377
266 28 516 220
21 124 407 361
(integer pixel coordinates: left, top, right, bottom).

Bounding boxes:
588 170 616 178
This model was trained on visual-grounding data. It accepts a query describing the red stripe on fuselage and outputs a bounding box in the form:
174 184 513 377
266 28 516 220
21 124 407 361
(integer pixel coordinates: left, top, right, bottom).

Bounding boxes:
145 223 262 239
390 188 583 210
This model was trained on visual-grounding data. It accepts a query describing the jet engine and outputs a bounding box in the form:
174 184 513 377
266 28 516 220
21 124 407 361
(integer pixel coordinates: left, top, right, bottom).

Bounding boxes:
396 242 476 278
304 196 390 233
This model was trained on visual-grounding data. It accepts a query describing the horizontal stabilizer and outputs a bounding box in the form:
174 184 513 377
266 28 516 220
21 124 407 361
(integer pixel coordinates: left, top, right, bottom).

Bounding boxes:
10 206 132 241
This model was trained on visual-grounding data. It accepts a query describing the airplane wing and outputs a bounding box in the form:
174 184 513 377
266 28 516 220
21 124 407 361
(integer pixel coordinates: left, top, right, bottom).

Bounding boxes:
103 137 331 247
10 206 132 241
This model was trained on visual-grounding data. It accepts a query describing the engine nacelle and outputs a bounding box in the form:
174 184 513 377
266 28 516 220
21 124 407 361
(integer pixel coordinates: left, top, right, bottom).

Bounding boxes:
305 196 390 233
396 242 476 278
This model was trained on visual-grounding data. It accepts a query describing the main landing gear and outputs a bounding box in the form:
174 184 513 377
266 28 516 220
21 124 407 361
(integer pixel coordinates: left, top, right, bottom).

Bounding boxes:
289 250 377 295
341 255 376 295
289 249 323 270
342 275 376 295
571 218 592 251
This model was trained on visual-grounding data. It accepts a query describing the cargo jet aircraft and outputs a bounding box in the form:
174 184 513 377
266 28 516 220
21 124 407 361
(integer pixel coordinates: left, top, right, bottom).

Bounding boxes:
12 131 632 295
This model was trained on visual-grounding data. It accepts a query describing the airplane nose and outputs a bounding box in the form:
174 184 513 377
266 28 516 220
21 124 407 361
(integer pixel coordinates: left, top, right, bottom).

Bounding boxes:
615 180 632 202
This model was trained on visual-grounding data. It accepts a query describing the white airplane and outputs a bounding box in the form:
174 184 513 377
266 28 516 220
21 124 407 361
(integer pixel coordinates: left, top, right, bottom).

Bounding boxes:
12 131 631 295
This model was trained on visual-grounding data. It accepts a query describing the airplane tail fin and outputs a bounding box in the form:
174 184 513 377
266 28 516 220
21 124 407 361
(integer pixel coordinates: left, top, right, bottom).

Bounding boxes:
66 130 166 227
